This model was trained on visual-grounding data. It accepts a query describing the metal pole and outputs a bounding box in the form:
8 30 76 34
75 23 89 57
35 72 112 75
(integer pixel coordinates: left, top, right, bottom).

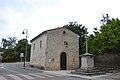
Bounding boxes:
23 53 25 67
22 29 28 68
25 31 28 63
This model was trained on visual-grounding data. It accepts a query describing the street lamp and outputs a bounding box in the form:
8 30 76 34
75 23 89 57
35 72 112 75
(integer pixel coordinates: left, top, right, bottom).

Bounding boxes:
22 29 28 68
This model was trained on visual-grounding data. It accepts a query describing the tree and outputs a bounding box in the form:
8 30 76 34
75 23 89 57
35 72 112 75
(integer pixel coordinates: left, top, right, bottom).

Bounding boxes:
1 38 31 62
1 37 17 49
88 18 120 54
14 39 31 61
63 22 86 54
1 38 9 49
1 37 18 62
100 14 111 25
8 37 17 49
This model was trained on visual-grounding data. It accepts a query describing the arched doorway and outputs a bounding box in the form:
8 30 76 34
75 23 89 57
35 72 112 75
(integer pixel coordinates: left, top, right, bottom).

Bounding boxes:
60 52 67 70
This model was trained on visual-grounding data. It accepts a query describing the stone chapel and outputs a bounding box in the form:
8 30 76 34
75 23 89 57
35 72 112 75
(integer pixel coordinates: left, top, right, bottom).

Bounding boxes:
30 27 79 70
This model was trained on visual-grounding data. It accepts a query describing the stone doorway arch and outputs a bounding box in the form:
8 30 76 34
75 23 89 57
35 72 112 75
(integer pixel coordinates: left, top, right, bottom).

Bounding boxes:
60 52 67 70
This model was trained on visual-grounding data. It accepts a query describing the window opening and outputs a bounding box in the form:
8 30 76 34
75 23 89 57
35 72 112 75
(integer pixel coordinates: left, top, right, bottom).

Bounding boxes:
40 40 42 48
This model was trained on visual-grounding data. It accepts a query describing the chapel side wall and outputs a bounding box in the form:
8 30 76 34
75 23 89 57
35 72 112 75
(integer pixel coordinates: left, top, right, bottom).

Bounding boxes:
46 28 79 70
30 34 47 68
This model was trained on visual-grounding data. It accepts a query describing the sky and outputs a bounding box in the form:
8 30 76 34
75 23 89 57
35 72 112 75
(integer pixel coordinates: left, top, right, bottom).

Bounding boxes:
0 0 120 43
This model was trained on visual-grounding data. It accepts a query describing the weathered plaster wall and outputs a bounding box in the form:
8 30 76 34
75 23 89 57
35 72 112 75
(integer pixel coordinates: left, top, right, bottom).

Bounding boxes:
30 34 47 67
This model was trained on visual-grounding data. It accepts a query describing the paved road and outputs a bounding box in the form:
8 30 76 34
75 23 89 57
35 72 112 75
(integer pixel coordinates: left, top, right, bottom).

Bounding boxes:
0 62 85 80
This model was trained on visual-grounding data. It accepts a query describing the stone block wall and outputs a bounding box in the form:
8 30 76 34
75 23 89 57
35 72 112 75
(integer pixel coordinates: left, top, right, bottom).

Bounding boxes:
46 28 79 70
30 27 80 70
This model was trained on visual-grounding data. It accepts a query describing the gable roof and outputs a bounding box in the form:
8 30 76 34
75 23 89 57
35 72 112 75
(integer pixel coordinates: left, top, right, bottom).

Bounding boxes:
30 27 79 42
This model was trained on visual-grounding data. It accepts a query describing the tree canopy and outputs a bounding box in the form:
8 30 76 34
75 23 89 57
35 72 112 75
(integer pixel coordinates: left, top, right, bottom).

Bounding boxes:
0 38 31 62
88 18 120 54
1 37 17 49
14 39 31 61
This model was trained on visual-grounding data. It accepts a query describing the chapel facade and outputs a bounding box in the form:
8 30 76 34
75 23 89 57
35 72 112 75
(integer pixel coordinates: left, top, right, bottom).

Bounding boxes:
30 27 79 70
